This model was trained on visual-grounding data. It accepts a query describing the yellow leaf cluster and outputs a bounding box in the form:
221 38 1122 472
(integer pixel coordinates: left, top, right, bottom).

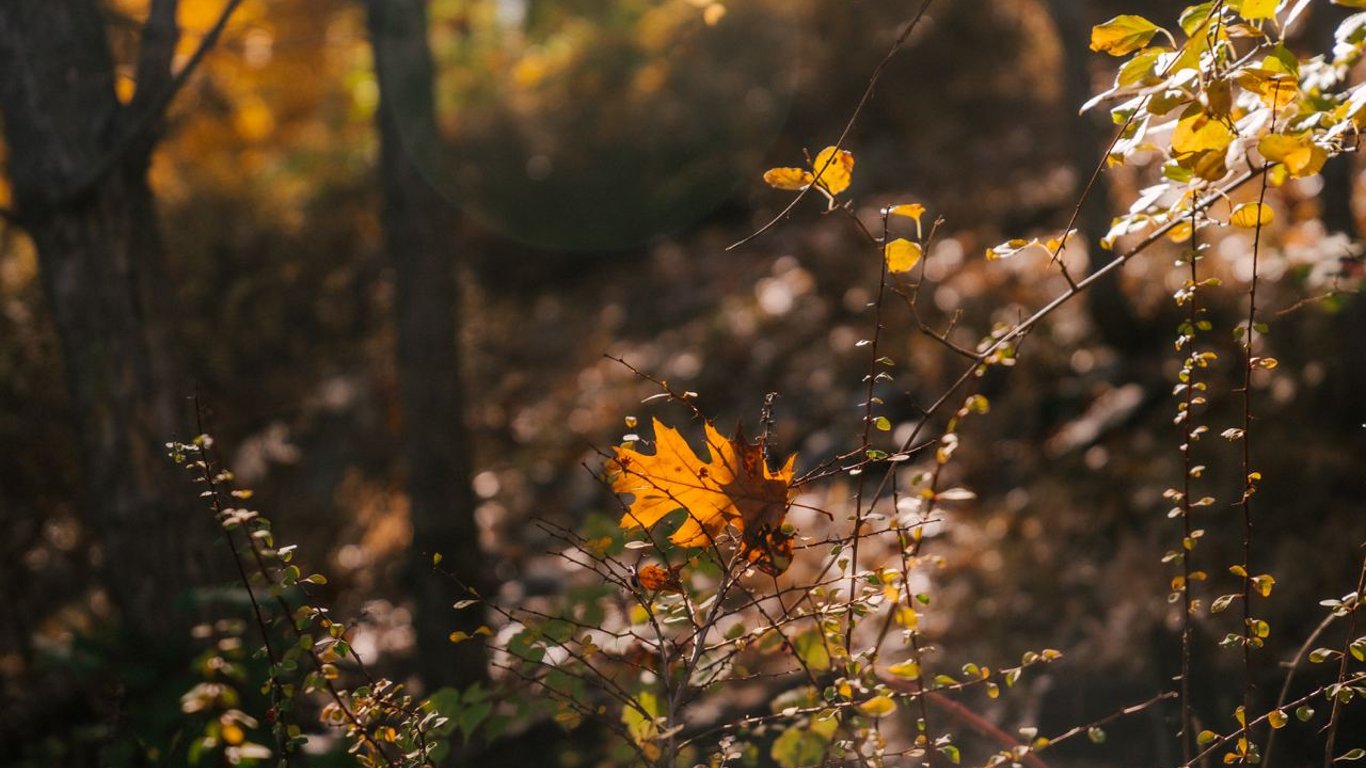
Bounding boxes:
1258 134 1327 178
763 146 855 202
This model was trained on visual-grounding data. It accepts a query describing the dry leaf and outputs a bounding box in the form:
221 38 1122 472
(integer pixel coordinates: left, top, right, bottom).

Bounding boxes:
634 563 685 593
609 418 797 574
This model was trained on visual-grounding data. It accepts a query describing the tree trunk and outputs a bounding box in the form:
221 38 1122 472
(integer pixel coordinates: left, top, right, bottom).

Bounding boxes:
0 1 213 641
1047 0 1149 352
1310 2 1357 238
366 0 489 693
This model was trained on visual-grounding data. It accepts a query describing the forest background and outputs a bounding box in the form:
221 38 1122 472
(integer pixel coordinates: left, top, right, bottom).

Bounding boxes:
1 0 1364 766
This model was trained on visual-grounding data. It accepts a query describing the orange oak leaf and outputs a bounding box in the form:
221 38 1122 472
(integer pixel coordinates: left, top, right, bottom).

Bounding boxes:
609 418 797 575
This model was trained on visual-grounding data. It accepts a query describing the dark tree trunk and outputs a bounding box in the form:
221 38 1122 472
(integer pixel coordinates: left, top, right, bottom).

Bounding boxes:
1310 2 1357 238
1047 0 1148 352
0 1 214 642
366 0 489 693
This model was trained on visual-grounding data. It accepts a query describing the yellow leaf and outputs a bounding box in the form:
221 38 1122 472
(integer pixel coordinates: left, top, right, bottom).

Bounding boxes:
858 695 897 718
1172 112 1234 156
986 238 1035 260
1236 68 1299 109
888 660 921 679
895 605 919 629
702 3 725 26
890 203 925 222
885 238 923 273
1090 15 1162 56
1258 133 1326 177
1230 202 1274 228
1240 0 1278 20
610 419 798 575
1252 573 1276 597
811 146 854 197
764 167 814 191
1268 709 1288 729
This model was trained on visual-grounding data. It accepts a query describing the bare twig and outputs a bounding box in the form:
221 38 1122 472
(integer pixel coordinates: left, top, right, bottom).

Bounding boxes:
727 0 935 251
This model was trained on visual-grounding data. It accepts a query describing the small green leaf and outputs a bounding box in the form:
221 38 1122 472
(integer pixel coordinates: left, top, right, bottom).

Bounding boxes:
1309 648 1339 663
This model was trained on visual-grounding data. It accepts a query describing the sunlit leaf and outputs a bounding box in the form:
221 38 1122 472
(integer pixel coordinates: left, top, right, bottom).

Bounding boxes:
858 695 897 718
888 660 921 679
1258 134 1327 177
1251 573 1275 597
1090 15 1162 56
885 238 923 273
890 203 926 222
609 419 797 574
1241 0 1279 20
635 562 685 593
1230 202 1274 228
1172 111 1235 156
764 167 814 191
811 146 855 197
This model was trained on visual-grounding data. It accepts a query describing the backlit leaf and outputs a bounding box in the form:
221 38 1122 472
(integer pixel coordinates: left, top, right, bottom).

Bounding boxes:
858 695 897 718
764 167 814 191
811 146 855 197
1172 112 1235 156
890 203 926 222
885 238 923 273
1258 134 1327 177
1241 0 1279 20
609 419 797 574
1230 202 1274 228
888 660 921 679
1090 15 1162 56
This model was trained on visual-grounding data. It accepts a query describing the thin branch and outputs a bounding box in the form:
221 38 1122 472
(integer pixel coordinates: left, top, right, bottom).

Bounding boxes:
1262 609 1338 768
52 0 247 208
1323 545 1366 768
727 0 934 251
845 207 892 654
